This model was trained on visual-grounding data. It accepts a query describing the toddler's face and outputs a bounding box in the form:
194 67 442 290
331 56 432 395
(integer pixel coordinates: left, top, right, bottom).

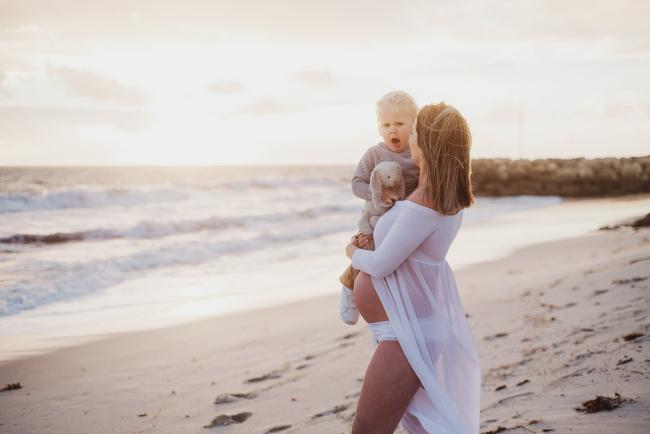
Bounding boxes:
377 105 413 153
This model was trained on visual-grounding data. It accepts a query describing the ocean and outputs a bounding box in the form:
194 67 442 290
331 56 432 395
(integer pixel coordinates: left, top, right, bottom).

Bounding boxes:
1 166 644 362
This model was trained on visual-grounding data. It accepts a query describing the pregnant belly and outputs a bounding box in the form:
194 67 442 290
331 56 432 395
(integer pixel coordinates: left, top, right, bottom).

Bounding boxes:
353 272 389 323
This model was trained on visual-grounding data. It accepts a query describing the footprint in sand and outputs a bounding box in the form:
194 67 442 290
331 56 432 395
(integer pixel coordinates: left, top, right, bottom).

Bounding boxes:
265 424 292 433
338 331 361 341
246 361 294 384
203 411 252 428
618 332 644 342
0 382 22 392
612 276 648 285
629 256 650 265
214 392 258 404
484 332 509 341
311 404 349 419
246 369 284 383
481 392 535 412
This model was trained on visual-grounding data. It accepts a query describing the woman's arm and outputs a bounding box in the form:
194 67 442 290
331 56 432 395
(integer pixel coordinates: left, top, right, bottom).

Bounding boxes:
349 206 436 278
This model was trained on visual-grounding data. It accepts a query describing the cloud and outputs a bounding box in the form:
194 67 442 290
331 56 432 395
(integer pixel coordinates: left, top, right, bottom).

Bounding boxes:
227 100 301 116
0 60 12 90
601 103 650 117
295 69 336 86
2 0 649 57
2 24 42 36
0 55 33 96
0 0 430 44
395 0 650 62
207 80 244 94
47 65 152 106
0 105 154 165
481 104 526 121
0 104 153 134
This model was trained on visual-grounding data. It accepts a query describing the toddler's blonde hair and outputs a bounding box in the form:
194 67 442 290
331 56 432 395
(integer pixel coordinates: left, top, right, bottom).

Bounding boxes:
376 90 418 120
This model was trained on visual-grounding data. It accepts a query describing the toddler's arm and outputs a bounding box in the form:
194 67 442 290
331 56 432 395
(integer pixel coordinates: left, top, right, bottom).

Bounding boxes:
351 148 375 201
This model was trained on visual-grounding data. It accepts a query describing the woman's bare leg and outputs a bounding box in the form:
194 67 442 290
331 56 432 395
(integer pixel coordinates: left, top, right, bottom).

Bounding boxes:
351 271 422 433
352 341 422 434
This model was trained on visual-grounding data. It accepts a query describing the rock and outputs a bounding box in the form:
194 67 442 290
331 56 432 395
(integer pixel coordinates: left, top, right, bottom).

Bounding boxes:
471 156 650 197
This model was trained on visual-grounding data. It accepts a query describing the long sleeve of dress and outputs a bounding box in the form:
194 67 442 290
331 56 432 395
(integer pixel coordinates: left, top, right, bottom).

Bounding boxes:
351 205 437 278
351 148 374 201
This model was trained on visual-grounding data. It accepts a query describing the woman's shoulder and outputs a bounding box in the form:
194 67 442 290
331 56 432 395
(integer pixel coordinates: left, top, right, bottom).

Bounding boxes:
400 192 464 218
397 199 439 215
402 190 439 214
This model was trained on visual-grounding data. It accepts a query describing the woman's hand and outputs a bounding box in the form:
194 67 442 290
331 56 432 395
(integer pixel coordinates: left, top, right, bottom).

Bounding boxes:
346 235 358 258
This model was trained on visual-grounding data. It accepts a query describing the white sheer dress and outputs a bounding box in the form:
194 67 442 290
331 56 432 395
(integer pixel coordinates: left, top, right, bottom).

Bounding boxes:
351 199 480 434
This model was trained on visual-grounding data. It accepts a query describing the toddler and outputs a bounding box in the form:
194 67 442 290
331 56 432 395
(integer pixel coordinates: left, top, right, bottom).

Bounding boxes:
339 90 420 325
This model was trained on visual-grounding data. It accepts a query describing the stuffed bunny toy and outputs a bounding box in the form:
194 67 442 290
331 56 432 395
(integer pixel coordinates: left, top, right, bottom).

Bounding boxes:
357 161 406 234
339 161 406 288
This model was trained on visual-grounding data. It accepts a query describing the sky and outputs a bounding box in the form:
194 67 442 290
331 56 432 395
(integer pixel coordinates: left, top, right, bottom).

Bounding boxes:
0 0 649 165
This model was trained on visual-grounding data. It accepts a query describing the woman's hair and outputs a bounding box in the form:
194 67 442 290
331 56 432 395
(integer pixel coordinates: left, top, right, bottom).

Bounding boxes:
416 102 475 215
376 90 418 120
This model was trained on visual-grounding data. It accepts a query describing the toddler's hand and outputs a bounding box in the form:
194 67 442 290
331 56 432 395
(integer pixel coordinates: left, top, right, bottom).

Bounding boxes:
356 233 374 250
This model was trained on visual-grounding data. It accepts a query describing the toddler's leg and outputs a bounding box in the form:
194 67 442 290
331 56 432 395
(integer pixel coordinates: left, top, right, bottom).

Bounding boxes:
339 264 357 289
340 284 359 325
339 267 359 325
339 233 360 325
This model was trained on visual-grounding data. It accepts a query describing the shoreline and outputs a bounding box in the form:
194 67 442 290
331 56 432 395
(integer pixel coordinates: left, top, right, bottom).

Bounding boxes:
1 217 649 433
1 193 649 365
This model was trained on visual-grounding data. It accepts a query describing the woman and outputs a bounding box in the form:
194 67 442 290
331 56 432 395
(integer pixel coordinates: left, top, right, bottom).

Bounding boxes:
346 102 481 434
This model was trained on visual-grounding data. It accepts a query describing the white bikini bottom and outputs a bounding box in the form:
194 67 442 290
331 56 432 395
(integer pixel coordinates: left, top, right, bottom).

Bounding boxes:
368 320 398 343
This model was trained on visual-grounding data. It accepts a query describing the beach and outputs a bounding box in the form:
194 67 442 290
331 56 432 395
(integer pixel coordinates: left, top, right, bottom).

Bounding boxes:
2 0 649 431
1 196 649 433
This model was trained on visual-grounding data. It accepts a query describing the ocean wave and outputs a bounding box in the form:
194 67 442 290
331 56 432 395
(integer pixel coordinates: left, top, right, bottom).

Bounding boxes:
0 203 359 245
0 186 189 214
0 220 352 316
0 175 349 214
220 175 347 191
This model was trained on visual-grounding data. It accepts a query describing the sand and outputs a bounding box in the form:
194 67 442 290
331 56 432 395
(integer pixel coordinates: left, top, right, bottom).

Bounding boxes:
1 209 649 433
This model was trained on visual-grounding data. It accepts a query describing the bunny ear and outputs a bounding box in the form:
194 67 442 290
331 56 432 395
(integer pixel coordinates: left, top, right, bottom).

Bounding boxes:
370 168 383 210
394 164 405 199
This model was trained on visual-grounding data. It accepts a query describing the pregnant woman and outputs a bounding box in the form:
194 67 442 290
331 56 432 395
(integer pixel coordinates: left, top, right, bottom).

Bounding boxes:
346 102 481 434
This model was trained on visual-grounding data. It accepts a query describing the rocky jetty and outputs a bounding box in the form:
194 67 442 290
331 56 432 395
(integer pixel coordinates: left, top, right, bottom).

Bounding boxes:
471 156 650 197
